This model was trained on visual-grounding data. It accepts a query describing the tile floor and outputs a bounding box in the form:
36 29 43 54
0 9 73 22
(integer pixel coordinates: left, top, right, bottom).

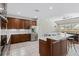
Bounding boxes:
9 41 39 56
8 40 79 56
67 44 79 56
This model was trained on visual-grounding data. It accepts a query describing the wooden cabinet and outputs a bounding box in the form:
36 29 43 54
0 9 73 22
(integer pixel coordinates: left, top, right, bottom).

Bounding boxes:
7 17 22 29
19 19 24 29
51 41 61 56
39 39 50 56
39 39 67 56
24 20 30 29
7 17 32 29
11 34 31 44
7 17 37 29
7 17 37 44
31 21 37 26
47 39 61 56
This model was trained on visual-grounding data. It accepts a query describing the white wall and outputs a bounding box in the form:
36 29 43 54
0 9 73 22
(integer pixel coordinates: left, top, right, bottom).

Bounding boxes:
37 18 61 38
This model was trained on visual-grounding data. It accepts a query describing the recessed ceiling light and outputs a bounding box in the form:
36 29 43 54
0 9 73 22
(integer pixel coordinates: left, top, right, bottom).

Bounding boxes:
34 16 38 18
34 9 40 12
49 6 53 10
17 12 21 15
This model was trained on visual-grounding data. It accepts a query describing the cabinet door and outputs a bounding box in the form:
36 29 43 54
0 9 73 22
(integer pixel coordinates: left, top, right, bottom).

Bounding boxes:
11 34 31 44
19 19 24 29
7 17 20 29
7 17 24 29
7 17 12 29
31 20 37 26
51 41 61 56
24 20 30 29
13 19 20 29
39 39 49 56
11 35 20 44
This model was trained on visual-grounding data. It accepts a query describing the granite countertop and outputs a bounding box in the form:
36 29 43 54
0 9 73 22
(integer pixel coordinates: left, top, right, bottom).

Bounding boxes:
0 29 31 35
39 33 73 41
0 29 32 44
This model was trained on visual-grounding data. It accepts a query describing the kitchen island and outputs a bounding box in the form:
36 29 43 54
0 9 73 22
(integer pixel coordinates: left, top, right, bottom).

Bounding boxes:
39 33 73 56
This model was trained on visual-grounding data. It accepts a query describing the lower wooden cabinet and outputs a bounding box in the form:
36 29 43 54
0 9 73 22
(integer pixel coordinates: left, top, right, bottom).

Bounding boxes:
39 39 67 56
11 34 31 44
39 39 50 56
51 41 61 56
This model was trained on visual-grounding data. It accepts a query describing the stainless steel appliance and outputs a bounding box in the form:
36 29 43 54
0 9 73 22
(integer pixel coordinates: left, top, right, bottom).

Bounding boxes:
0 3 10 56
0 14 8 56
31 26 38 41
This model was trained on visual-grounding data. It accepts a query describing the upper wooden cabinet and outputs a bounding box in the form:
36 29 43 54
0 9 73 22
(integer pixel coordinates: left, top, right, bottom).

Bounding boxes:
7 17 37 29
24 20 30 29
7 17 22 29
19 19 24 29
31 20 37 26
7 17 29 29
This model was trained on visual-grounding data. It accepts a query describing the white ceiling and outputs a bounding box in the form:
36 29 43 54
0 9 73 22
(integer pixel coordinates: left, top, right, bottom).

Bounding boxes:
7 3 79 19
